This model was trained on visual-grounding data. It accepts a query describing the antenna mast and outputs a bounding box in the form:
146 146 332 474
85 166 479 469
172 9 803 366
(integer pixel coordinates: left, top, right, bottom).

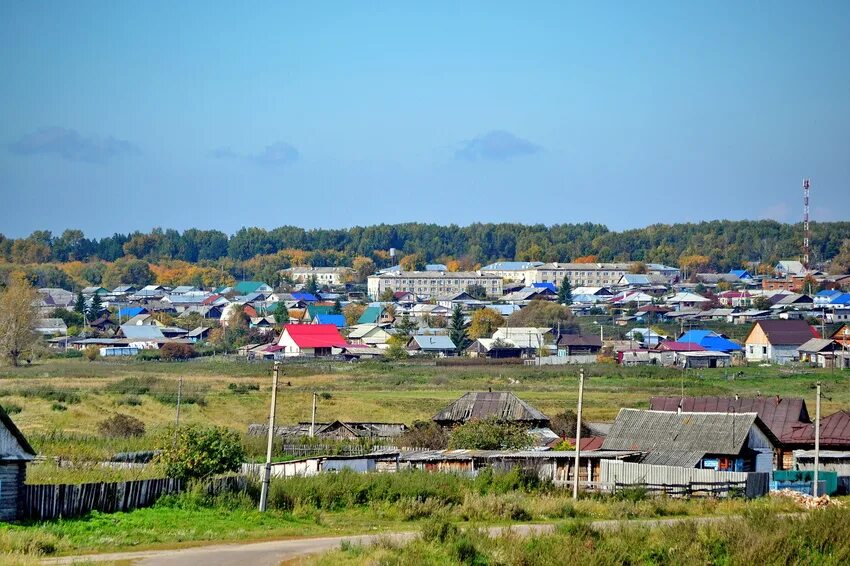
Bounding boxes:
803 179 811 272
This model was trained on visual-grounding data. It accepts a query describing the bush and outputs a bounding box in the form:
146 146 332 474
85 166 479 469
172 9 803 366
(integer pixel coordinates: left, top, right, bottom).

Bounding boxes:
56 349 83 359
160 342 197 361
117 395 143 406
106 376 165 395
15 385 81 404
98 413 146 438
157 425 244 480
448 418 532 450
51 403 67 411
228 382 260 394
83 346 100 362
136 349 161 361
399 420 449 449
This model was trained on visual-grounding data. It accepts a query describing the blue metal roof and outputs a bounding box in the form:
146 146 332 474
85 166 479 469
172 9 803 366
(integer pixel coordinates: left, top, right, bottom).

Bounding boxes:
532 282 557 292
291 292 319 302
677 330 716 343
700 336 743 352
729 269 752 279
314 314 346 327
119 306 146 318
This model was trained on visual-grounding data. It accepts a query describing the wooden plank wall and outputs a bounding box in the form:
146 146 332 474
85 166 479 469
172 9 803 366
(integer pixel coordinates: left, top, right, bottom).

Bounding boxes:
21 476 246 520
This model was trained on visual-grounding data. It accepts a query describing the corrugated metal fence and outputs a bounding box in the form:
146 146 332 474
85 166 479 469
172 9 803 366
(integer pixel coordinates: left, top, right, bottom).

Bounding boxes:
600 460 770 498
22 475 245 520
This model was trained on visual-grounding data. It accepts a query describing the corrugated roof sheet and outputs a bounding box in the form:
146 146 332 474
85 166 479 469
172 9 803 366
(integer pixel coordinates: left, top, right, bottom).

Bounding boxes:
602 409 769 459
649 396 809 442
432 392 549 425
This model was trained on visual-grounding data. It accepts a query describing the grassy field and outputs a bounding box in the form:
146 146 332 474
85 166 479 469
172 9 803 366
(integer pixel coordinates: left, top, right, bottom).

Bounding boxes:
0 357 847 461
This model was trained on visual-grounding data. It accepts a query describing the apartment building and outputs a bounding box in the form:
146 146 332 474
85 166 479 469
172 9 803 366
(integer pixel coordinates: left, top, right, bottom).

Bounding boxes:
287 266 353 286
480 261 543 282
524 263 633 288
367 271 503 299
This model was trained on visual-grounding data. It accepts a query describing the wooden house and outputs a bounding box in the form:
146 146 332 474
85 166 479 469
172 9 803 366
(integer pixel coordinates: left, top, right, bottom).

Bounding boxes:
0 407 36 521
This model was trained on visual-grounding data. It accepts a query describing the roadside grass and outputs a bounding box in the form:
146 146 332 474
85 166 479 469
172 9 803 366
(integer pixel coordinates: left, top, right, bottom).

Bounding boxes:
0 470 807 559
319 505 850 566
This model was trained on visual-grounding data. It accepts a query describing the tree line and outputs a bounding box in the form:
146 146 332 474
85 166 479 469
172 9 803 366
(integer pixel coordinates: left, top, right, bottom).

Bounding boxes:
1 220 848 290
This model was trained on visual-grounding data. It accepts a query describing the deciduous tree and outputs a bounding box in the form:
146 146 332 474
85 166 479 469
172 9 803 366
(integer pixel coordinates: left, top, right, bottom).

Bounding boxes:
0 274 39 366
468 308 505 340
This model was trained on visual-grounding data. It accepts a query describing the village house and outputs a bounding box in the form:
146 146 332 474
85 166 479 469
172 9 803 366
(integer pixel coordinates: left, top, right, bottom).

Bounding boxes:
407 335 457 356
744 319 819 364
650 395 812 470
0 407 36 521
602 409 778 473
432 391 550 429
276 324 349 357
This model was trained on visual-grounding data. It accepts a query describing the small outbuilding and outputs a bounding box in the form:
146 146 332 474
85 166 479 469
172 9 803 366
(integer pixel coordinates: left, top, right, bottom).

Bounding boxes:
0 407 36 521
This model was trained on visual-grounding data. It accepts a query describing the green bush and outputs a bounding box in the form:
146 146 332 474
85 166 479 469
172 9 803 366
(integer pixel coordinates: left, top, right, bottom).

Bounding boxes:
136 349 161 361
448 418 532 450
51 403 67 411
157 425 244 480
227 382 260 394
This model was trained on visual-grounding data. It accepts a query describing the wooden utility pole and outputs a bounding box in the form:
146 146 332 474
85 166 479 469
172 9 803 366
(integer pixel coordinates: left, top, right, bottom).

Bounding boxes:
259 362 280 512
572 367 585 500
175 377 183 429
814 381 821 497
310 392 317 438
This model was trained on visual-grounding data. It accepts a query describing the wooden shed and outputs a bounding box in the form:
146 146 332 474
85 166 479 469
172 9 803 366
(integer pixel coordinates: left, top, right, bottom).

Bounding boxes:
0 407 36 521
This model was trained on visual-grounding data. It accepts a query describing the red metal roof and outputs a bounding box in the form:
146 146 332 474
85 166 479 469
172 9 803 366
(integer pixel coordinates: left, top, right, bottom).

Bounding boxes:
784 410 850 447
649 395 810 444
656 340 706 352
282 324 348 348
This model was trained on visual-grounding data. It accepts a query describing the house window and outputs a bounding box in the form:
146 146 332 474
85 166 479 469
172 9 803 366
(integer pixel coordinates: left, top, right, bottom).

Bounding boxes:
762 346 767 355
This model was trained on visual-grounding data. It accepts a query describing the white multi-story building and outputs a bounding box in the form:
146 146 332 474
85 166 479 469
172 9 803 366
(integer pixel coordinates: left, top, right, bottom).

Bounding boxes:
367 271 503 299
480 261 543 282
287 266 353 286
524 263 633 288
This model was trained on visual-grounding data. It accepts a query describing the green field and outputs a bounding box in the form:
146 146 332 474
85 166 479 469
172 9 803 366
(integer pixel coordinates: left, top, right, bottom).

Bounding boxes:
0 357 846 462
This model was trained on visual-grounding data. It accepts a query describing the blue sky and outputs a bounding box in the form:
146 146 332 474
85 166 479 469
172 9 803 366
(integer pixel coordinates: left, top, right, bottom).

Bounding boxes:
1 1 848 237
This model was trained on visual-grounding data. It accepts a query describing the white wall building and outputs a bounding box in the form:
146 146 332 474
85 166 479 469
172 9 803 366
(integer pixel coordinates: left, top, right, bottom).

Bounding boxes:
524 263 633 288
367 271 502 300
287 266 354 286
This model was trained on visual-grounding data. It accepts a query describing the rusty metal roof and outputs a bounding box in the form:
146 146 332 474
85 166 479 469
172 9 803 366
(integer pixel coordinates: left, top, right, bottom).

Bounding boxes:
650 395 810 442
432 392 549 425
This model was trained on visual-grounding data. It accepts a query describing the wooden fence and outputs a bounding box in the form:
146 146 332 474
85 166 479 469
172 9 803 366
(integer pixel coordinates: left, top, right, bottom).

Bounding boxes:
613 480 748 498
600 460 770 498
22 475 246 521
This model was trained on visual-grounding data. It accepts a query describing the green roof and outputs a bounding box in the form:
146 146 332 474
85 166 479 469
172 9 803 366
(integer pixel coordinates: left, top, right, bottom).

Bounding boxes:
234 281 270 294
307 304 336 319
357 306 382 324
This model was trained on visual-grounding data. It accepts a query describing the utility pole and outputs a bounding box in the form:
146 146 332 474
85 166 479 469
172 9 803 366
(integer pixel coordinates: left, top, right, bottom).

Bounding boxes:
259 362 280 512
310 392 317 438
814 381 821 497
572 367 585 500
175 377 183 429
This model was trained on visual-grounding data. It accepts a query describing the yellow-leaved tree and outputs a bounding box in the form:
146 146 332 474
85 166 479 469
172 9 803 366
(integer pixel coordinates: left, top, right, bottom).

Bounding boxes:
0 273 39 366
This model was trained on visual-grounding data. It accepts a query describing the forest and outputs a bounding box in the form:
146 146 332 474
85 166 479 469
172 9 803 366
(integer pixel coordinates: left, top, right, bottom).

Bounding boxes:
1 220 848 291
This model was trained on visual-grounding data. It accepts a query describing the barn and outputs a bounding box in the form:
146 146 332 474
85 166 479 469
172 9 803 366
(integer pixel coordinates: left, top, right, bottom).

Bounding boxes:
0 407 36 521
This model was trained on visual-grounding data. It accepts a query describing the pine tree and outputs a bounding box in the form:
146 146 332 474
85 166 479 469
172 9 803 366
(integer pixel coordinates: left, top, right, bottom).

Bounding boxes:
331 298 343 314
305 275 319 296
74 292 87 315
274 301 289 325
395 312 417 337
558 277 573 305
87 292 102 321
448 304 470 354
